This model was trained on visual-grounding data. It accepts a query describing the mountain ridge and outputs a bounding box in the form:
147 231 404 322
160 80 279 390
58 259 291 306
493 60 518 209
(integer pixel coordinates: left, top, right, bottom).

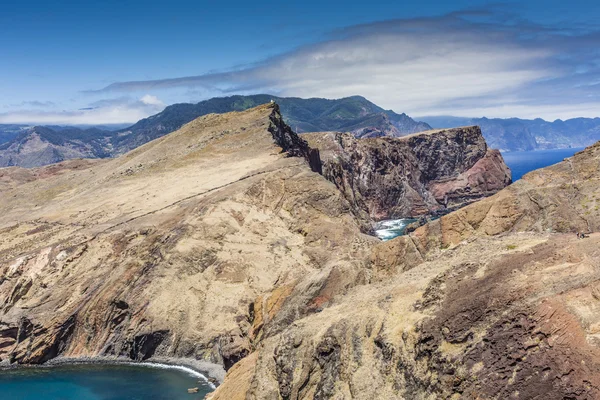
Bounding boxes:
0 95 431 167
421 115 600 151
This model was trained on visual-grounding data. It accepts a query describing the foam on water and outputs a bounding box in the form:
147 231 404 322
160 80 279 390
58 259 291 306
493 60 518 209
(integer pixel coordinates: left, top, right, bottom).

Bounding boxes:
134 362 216 389
374 218 416 241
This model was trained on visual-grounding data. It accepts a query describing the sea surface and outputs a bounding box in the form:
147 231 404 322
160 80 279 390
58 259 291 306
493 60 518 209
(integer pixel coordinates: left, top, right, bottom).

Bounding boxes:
0 363 214 400
374 218 417 241
501 147 585 181
375 147 585 241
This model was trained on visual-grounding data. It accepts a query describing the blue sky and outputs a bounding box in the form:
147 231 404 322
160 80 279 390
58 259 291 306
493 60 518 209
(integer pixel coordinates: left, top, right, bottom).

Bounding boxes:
1 0 599 124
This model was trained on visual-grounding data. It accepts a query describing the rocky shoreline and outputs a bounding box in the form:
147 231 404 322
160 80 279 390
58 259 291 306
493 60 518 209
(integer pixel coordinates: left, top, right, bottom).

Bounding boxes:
0 355 225 387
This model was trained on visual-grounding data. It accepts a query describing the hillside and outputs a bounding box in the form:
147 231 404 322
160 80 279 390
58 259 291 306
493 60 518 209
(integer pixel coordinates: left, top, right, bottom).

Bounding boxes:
1 103 598 398
209 134 600 399
422 116 600 151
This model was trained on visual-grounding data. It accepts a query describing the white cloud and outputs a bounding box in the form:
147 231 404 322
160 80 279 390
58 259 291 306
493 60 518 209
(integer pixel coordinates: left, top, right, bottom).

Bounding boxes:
0 95 166 125
96 12 600 120
140 94 164 106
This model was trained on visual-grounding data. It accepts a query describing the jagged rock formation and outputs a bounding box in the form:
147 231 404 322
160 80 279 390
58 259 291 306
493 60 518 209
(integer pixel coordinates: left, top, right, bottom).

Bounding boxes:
304 127 511 219
207 141 600 399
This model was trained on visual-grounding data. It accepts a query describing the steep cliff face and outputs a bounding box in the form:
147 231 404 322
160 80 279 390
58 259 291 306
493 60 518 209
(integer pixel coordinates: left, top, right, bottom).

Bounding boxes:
304 126 511 220
0 104 375 369
209 139 600 400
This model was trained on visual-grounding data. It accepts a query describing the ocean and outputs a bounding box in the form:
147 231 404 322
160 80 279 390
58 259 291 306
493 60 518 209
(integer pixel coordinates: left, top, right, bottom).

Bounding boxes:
0 363 214 400
500 147 585 181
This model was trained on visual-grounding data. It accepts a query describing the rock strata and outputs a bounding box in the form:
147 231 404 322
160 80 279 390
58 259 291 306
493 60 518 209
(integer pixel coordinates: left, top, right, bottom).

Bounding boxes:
209 141 600 399
4 103 599 400
304 127 511 220
0 104 374 372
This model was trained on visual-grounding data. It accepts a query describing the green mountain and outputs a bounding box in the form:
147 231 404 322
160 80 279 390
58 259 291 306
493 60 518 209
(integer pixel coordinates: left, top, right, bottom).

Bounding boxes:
111 95 432 154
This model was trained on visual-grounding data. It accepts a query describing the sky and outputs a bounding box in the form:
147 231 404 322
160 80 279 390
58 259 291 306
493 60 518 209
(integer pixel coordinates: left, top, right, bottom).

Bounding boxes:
1 0 599 125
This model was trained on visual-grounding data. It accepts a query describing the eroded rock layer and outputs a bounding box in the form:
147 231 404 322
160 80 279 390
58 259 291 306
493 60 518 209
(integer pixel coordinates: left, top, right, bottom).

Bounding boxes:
3 103 599 400
208 141 600 399
0 104 375 369
304 127 511 220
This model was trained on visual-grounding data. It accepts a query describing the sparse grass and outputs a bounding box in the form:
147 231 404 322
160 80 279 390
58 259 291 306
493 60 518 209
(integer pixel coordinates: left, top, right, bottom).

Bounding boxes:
506 244 517 250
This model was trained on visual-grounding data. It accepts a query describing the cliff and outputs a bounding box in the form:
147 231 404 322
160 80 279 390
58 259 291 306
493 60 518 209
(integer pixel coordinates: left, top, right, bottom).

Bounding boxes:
3 104 597 399
208 137 600 399
304 126 511 220
0 104 375 368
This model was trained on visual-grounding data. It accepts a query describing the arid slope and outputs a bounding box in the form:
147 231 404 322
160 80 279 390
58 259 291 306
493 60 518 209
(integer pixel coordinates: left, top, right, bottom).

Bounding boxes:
0 104 375 368
209 141 600 399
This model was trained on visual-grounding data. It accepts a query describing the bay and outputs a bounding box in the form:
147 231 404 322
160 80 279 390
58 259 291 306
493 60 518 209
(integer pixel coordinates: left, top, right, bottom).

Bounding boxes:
0 363 214 400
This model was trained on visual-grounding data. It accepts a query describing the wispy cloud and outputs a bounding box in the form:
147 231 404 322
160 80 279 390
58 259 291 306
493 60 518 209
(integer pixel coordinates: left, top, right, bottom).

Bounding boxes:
93 10 600 119
5 100 56 109
0 95 165 125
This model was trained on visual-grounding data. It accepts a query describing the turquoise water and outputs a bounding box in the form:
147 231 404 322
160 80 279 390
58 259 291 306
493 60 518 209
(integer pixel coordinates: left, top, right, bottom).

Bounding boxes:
501 147 584 181
0 363 214 400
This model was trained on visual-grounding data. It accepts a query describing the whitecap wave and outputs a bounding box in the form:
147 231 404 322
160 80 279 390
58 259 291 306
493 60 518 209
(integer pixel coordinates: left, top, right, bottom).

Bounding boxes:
129 362 216 389
374 218 416 241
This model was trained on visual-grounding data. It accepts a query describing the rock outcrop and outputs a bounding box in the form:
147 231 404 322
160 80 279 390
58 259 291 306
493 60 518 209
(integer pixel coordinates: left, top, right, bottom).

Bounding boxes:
0 104 375 368
304 127 511 220
208 138 600 400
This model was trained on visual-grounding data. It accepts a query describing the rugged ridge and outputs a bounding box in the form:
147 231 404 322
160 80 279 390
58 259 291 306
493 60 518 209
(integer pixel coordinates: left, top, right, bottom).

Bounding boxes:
115 95 432 154
208 137 600 399
304 127 511 220
0 104 375 369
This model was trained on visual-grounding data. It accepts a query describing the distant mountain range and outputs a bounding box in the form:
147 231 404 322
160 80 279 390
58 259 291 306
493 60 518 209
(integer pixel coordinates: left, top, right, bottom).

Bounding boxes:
0 126 111 168
1 94 600 167
421 116 600 152
0 95 431 167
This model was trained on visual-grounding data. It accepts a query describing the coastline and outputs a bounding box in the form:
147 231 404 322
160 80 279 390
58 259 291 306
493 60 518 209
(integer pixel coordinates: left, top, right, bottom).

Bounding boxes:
0 355 225 388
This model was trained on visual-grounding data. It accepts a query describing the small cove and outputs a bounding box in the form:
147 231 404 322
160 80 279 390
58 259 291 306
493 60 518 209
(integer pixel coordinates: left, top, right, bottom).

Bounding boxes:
0 363 214 400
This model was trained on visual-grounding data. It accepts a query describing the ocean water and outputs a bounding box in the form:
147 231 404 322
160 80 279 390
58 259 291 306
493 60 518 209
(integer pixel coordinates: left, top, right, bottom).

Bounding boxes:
374 218 417 241
501 147 585 181
0 363 214 400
